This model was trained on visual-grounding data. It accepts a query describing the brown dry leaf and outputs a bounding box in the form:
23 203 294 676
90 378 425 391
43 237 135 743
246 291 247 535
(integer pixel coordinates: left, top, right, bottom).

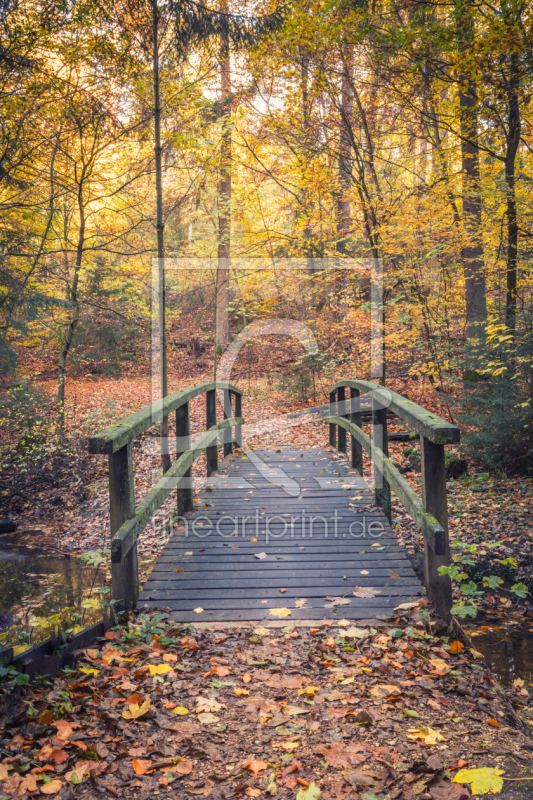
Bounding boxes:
243 673 252 683
254 552 267 560
196 697 225 713
281 705 308 717
245 789 262 798
324 596 351 606
40 780 63 795
53 720 77 740
167 759 193 775
295 598 307 608
133 759 154 775
369 684 401 697
280 588 287 593
315 742 367 768
198 712 220 724
163 653 178 662
64 760 91 784
248 760 269 774
353 587 381 598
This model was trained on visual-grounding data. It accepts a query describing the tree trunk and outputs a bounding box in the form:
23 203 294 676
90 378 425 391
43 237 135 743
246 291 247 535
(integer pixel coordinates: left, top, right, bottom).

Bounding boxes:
56 196 84 439
337 44 353 255
505 50 521 330
216 2 231 351
152 0 171 472
456 0 487 336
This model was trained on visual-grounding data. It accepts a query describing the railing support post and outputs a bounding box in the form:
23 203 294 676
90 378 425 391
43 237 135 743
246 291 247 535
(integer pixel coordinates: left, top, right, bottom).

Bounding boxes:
234 392 242 448
206 388 218 476
329 390 337 448
223 389 233 457
109 442 138 611
372 398 391 522
338 386 347 454
176 400 192 515
421 436 452 621
350 387 363 473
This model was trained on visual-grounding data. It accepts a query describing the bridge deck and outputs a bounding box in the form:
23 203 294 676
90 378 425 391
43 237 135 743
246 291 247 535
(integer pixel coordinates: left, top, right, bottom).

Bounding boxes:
139 447 423 622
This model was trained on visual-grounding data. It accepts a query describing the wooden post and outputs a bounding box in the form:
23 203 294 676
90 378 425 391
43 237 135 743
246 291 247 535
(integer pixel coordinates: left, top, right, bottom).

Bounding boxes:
350 386 363 473
372 398 391 522
338 385 347 454
223 389 233 457
206 388 218 476
109 442 138 611
234 392 242 448
329 390 337 448
421 436 452 621
176 401 192 515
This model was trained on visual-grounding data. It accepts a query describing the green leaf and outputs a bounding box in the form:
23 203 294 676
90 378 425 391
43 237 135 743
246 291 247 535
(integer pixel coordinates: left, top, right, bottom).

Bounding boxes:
482 575 503 589
511 582 529 599
403 709 420 718
296 782 321 800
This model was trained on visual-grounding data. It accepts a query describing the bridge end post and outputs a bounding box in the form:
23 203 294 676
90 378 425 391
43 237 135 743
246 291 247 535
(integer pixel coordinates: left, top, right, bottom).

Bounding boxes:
329 391 337 448
338 386 347 454
176 401 192 515
372 400 391 522
234 392 242 448
421 436 452 622
109 442 138 612
206 389 218 475
223 390 233 457
350 387 363 473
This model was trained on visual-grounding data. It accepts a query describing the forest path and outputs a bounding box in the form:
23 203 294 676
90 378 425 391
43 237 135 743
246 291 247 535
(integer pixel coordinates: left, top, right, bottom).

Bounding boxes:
139 447 423 622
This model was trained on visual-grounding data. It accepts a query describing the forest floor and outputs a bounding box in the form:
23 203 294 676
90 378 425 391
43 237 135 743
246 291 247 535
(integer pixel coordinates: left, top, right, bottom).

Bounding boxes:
1 605 533 800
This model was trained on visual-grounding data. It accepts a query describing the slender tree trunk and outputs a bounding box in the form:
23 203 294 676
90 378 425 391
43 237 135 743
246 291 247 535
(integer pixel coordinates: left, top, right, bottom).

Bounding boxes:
57 194 84 439
216 3 231 350
300 53 314 272
337 44 353 255
505 50 521 330
152 0 171 472
456 0 487 336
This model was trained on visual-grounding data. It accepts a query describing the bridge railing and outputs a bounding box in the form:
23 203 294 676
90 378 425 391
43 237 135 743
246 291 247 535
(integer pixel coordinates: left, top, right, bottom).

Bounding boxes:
88 382 243 611
326 379 460 621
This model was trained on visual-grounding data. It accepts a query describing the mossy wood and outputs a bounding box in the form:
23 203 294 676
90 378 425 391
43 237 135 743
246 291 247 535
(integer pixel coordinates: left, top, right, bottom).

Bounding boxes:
88 381 243 454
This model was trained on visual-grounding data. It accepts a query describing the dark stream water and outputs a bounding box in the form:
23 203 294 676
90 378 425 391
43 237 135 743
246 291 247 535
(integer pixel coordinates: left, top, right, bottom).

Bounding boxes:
0 529 109 653
465 611 533 686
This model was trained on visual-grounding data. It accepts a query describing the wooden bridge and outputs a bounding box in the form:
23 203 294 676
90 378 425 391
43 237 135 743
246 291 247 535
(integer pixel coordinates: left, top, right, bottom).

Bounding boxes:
88 380 460 623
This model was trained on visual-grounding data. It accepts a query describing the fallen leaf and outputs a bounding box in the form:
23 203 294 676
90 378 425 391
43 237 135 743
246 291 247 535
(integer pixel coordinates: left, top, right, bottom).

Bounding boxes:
450 641 465 654
248 760 268 774
487 718 500 727
295 598 308 608
254 552 267 559
281 705 308 717
235 687 250 696
79 667 100 676
167 760 193 775
395 602 419 611
163 653 178 662
245 789 262 798
173 706 190 715
324 596 351 606
342 769 376 787
353 587 381 598
280 588 287 593
122 699 152 720
196 697 224 713
197 712 220 724
452 767 504 795
133 759 154 775
370 684 401 697
194 607 204 614
254 627 270 636
270 607 291 617
40 780 63 795
243 673 252 683
149 663 172 676
342 627 371 639
407 727 446 745
296 782 321 800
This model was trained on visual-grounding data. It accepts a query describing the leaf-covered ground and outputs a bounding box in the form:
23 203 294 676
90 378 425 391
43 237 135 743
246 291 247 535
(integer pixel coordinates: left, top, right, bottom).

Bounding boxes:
1 605 533 800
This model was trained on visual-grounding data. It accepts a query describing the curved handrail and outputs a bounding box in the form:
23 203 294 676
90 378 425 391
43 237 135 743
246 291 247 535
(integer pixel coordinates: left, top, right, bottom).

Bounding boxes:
110 416 243 564
326 415 446 556
329 379 459 444
88 381 243 454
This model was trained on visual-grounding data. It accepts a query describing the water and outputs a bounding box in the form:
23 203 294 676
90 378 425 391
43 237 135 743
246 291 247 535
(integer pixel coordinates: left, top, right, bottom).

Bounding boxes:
466 611 533 686
0 529 110 654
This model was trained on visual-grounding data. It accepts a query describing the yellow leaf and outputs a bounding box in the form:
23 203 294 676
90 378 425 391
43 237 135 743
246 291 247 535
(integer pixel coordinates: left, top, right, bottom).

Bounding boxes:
122 699 152 720
149 663 171 676
407 726 446 745
173 706 189 715
235 687 250 696
298 686 320 696
79 668 100 676
270 607 291 617
453 768 504 794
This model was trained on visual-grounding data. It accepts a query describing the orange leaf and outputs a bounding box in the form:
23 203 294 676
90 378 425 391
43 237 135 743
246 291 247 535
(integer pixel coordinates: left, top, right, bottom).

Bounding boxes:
280 588 287 593
126 693 141 705
133 759 154 775
487 718 500 727
174 568 184 573
242 673 252 683
390 574 400 578
248 760 268 774
450 641 465 654
40 780 63 795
